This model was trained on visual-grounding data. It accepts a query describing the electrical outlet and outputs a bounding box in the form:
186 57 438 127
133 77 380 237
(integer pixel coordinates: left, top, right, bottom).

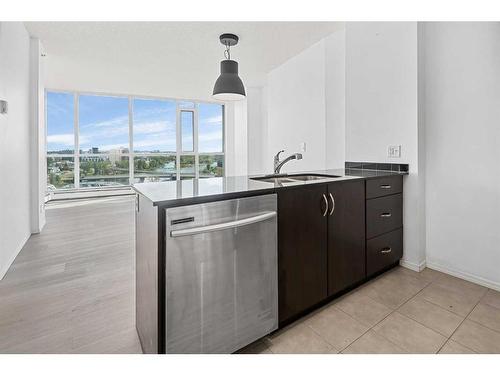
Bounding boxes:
388 145 401 158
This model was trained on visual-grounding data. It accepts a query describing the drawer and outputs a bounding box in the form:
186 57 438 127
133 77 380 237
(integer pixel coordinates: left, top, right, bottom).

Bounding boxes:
366 175 403 199
367 228 403 277
366 194 403 239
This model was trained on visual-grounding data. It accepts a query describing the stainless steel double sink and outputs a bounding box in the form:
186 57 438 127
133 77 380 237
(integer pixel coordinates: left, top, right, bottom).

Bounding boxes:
251 173 340 184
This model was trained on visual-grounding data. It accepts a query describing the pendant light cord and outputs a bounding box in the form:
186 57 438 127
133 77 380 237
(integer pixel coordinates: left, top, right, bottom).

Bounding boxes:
224 42 231 60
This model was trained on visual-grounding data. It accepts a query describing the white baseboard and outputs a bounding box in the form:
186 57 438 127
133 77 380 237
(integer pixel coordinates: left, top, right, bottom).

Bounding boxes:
400 258 427 272
0 233 29 280
427 261 500 292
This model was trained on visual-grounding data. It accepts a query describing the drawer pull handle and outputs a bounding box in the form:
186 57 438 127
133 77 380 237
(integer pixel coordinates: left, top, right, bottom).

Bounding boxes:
380 212 392 218
380 184 392 189
322 194 328 217
381 247 392 254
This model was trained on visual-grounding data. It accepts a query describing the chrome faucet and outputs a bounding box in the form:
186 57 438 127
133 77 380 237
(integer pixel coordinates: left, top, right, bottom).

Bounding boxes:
273 150 303 174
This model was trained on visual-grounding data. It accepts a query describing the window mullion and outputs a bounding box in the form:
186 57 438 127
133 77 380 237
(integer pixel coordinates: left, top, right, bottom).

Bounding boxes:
74 93 80 189
128 96 134 186
194 105 199 179
176 104 181 180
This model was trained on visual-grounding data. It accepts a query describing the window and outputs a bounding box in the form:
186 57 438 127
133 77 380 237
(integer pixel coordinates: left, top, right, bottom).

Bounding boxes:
134 155 176 183
199 154 224 178
133 98 176 153
47 156 74 189
46 92 75 190
180 155 196 180
47 92 74 153
78 95 130 187
198 103 223 153
181 111 194 152
79 95 129 154
46 91 225 190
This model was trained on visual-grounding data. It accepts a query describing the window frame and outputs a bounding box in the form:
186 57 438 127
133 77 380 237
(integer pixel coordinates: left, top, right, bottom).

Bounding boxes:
45 89 225 191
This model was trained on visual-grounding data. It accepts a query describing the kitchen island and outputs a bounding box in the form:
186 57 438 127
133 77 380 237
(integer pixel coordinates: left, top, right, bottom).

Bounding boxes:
133 166 407 354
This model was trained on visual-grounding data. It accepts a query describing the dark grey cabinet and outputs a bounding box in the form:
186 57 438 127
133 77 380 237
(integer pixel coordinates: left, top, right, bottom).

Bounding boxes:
366 194 403 239
277 180 366 325
278 174 404 327
327 180 366 296
365 175 404 278
277 185 328 324
367 228 403 277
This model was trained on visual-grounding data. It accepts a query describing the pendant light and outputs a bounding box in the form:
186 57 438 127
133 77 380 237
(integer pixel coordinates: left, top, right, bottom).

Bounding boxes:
213 33 246 101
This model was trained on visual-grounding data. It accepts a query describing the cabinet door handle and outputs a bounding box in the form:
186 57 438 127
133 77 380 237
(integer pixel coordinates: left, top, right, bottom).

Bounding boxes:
322 194 328 216
381 247 392 254
380 212 392 218
380 184 392 189
328 193 335 216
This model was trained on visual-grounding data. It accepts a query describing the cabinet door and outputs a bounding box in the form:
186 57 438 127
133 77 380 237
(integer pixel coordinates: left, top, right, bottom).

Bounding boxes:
327 180 366 296
278 185 328 324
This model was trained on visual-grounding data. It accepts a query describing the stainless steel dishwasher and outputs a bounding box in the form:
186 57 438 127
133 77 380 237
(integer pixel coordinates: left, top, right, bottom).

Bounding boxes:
164 194 278 353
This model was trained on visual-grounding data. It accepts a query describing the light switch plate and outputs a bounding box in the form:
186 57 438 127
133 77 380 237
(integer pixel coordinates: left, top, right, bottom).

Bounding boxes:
388 145 401 158
300 142 306 152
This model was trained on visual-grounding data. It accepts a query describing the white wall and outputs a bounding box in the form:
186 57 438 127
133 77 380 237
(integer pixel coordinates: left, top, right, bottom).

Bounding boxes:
266 39 327 173
345 22 418 166
263 36 346 174
345 22 425 270
0 23 32 279
325 30 346 169
224 100 248 177
422 22 500 289
30 38 46 233
246 87 266 175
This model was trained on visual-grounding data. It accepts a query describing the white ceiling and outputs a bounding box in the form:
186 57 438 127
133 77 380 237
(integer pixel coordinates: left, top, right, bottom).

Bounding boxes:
25 22 344 88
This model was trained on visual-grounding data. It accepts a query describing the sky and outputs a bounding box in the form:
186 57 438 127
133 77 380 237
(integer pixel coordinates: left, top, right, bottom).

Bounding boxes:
46 92 224 154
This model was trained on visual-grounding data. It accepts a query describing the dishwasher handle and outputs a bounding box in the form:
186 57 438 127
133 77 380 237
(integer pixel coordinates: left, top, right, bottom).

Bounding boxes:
170 211 277 238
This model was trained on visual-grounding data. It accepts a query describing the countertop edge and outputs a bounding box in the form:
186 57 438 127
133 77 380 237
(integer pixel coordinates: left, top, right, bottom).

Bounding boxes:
132 169 407 207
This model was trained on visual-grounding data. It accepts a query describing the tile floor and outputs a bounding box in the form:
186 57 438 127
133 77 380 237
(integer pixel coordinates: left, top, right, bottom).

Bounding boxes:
240 266 500 354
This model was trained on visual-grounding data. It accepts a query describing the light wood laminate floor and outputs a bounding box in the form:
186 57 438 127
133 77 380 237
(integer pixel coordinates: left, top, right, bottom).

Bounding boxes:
0 196 142 354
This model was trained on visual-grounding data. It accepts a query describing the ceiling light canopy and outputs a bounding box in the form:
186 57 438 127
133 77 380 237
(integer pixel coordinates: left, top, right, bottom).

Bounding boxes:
213 33 246 101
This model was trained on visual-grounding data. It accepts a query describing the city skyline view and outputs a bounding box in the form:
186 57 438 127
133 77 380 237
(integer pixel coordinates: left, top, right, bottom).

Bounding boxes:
47 92 224 154
46 91 225 190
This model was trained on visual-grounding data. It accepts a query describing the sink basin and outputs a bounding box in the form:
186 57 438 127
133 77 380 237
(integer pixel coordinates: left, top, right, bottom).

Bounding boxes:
251 173 339 184
288 174 339 181
251 176 298 184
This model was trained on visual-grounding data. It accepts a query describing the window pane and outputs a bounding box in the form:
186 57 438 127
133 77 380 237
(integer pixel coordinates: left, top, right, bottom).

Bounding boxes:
47 156 74 189
134 155 176 183
79 155 129 188
180 155 195 180
181 111 194 152
46 92 74 153
79 95 129 154
198 103 223 153
133 99 176 153
199 155 224 178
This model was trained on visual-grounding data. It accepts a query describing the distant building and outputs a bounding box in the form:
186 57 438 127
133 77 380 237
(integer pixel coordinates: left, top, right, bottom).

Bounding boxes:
108 147 127 164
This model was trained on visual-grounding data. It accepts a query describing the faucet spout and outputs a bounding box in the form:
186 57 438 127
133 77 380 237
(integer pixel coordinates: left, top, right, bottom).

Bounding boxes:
274 152 303 174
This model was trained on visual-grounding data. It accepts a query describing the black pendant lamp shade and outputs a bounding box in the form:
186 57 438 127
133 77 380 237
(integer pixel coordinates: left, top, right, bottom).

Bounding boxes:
213 34 246 101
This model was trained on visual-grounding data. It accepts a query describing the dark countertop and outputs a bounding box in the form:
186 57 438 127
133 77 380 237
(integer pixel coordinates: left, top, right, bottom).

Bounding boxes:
133 168 407 207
